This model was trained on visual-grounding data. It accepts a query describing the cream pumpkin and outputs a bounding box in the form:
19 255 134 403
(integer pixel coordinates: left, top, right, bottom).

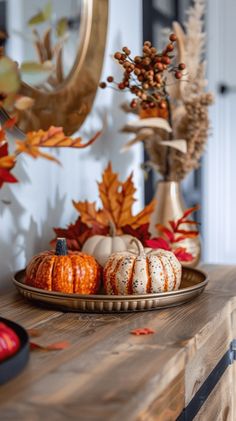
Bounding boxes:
104 239 182 295
82 234 135 267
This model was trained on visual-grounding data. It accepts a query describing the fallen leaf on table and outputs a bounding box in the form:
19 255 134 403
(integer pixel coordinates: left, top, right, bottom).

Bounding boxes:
27 328 42 338
30 340 70 351
130 328 155 336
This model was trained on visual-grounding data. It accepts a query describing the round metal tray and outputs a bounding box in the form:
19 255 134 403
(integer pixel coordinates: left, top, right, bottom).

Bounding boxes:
0 317 29 385
13 267 208 313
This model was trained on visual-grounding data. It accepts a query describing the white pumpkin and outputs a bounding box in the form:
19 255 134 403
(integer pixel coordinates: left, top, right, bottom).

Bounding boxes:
82 234 135 267
104 239 182 295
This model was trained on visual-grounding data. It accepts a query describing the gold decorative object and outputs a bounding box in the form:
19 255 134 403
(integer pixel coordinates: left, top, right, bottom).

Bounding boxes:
150 181 201 267
13 267 208 313
1 0 108 135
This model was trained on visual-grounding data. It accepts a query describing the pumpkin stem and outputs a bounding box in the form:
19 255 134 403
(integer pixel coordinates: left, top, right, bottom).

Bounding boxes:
56 238 68 256
130 238 145 256
109 220 116 237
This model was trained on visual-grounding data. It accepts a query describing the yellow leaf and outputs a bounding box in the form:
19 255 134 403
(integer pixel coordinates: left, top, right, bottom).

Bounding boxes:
56 18 68 37
0 57 20 97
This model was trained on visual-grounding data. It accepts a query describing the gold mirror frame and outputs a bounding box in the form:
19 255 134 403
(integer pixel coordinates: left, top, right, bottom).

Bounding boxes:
16 0 108 135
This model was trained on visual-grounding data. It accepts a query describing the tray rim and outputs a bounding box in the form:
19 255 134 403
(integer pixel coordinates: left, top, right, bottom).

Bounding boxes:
13 267 208 301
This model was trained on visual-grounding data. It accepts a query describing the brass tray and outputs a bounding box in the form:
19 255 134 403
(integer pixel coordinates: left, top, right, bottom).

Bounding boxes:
13 268 208 313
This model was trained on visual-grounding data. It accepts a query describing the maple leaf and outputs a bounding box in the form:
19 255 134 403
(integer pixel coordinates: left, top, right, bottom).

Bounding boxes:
122 223 151 243
97 162 121 224
52 216 109 251
73 162 155 234
72 201 108 230
16 126 101 164
0 142 17 188
116 173 137 226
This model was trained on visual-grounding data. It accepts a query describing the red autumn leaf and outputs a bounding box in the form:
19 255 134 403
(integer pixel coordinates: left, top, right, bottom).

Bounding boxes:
181 205 200 220
0 142 18 188
52 216 109 251
122 223 151 243
156 223 175 242
174 247 194 262
0 129 5 142
174 235 189 243
145 237 171 251
178 220 199 226
30 340 70 351
168 220 177 231
130 327 155 335
3 116 17 129
175 229 199 238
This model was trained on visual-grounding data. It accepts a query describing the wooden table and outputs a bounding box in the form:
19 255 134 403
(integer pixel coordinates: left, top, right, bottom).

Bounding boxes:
0 264 236 420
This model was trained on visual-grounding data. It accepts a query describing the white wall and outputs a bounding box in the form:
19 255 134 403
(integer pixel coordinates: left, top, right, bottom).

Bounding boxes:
0 0 143 288
203 0 236 263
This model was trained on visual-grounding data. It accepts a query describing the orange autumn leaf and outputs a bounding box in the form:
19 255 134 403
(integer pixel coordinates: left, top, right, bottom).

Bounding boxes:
73 162 155 233
30 340 70 351
129 199 156 228
72 201 108 229
97 162 121 224
116 173 136 226
16 126 101 163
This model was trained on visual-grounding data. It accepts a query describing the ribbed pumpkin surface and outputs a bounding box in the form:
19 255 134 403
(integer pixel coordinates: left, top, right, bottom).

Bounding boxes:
26 251 101 294
104 249 182 295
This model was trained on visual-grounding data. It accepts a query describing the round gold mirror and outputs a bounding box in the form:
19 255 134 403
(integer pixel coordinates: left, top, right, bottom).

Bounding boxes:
2 0 108 135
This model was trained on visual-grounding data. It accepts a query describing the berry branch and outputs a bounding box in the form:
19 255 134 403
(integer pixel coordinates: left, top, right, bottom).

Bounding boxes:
100 34 186 180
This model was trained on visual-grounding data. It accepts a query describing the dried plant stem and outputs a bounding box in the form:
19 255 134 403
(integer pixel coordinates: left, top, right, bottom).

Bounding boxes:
164 93 173 180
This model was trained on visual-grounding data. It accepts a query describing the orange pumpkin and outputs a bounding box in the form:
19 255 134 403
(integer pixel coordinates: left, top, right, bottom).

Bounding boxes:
26 238 101 294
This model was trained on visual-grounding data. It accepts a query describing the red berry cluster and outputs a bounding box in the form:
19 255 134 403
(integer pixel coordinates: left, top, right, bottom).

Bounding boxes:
99 34 186 112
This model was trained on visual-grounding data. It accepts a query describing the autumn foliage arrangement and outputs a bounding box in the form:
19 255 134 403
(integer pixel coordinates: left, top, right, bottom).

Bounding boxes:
53 163 199 263
100 0 213 182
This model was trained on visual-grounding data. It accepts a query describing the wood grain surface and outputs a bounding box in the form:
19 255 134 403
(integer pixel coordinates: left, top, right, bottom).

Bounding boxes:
0 264 236 420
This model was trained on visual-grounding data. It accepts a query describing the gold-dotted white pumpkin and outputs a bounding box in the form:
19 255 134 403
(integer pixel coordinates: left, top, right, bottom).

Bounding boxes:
104 239 182 295
82 234 135 267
